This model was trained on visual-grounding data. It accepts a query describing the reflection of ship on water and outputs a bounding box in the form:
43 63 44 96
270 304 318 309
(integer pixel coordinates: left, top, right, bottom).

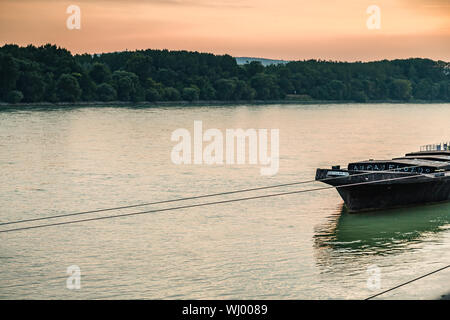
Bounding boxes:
313 203 450 268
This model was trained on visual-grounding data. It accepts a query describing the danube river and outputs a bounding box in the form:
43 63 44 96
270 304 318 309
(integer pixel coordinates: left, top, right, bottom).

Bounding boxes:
0 103 449 299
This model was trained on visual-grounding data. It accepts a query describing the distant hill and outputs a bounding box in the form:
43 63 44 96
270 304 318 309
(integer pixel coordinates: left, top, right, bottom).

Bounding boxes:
235 57 290 66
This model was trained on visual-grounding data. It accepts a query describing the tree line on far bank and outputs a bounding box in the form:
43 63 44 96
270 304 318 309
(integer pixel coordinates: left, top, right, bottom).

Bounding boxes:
0 43 449 104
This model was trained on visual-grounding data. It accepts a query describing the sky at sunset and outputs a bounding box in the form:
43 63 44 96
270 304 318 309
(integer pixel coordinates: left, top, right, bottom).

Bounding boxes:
0 0 449 61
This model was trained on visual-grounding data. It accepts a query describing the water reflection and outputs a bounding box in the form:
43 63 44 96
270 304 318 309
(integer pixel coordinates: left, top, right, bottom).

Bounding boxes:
314 202 450 267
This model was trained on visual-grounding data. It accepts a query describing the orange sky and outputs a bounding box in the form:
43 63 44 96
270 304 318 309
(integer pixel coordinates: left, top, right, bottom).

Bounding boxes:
0 0 449 61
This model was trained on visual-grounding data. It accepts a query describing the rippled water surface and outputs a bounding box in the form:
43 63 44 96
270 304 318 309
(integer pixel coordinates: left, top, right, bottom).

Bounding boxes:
1 103 449 299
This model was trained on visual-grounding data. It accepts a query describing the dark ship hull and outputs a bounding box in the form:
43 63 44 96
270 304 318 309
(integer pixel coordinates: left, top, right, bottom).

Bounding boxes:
316 148 450 213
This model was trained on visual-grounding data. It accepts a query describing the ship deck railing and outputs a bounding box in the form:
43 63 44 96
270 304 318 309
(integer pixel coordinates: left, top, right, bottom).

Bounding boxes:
420 142 450 152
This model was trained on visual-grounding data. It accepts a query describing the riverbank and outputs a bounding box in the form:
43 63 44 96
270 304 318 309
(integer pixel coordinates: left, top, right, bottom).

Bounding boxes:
1 99 449 110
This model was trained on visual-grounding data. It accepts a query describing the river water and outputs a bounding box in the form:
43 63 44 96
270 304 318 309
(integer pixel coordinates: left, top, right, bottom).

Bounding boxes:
0 103 449 299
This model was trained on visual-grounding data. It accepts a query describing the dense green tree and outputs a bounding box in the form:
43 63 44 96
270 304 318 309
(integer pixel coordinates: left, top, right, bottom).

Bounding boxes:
199 83 216 100
42 72 58 102
414 79 433 100
278 69 295 95
144 77 160 90
0 44 448 104
56 73 82 102
89 63 112 84
234 79 255 100
215 79 236 100
250 73 281 99
182 86 200 101
162 87 181 101
437 81 449 100
347 79 367 102
125 54 152 83
0 53 19 100
6 90 24 103
112 70 142 101
245 61 264 77
96 83 117 101
17 71 45 102
72 71 96 101
352 90 368 102
374 79 389 100
328 80 346 100
145 88 161 102
431 83 441 100
156 68 178 87
390 79 412 101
